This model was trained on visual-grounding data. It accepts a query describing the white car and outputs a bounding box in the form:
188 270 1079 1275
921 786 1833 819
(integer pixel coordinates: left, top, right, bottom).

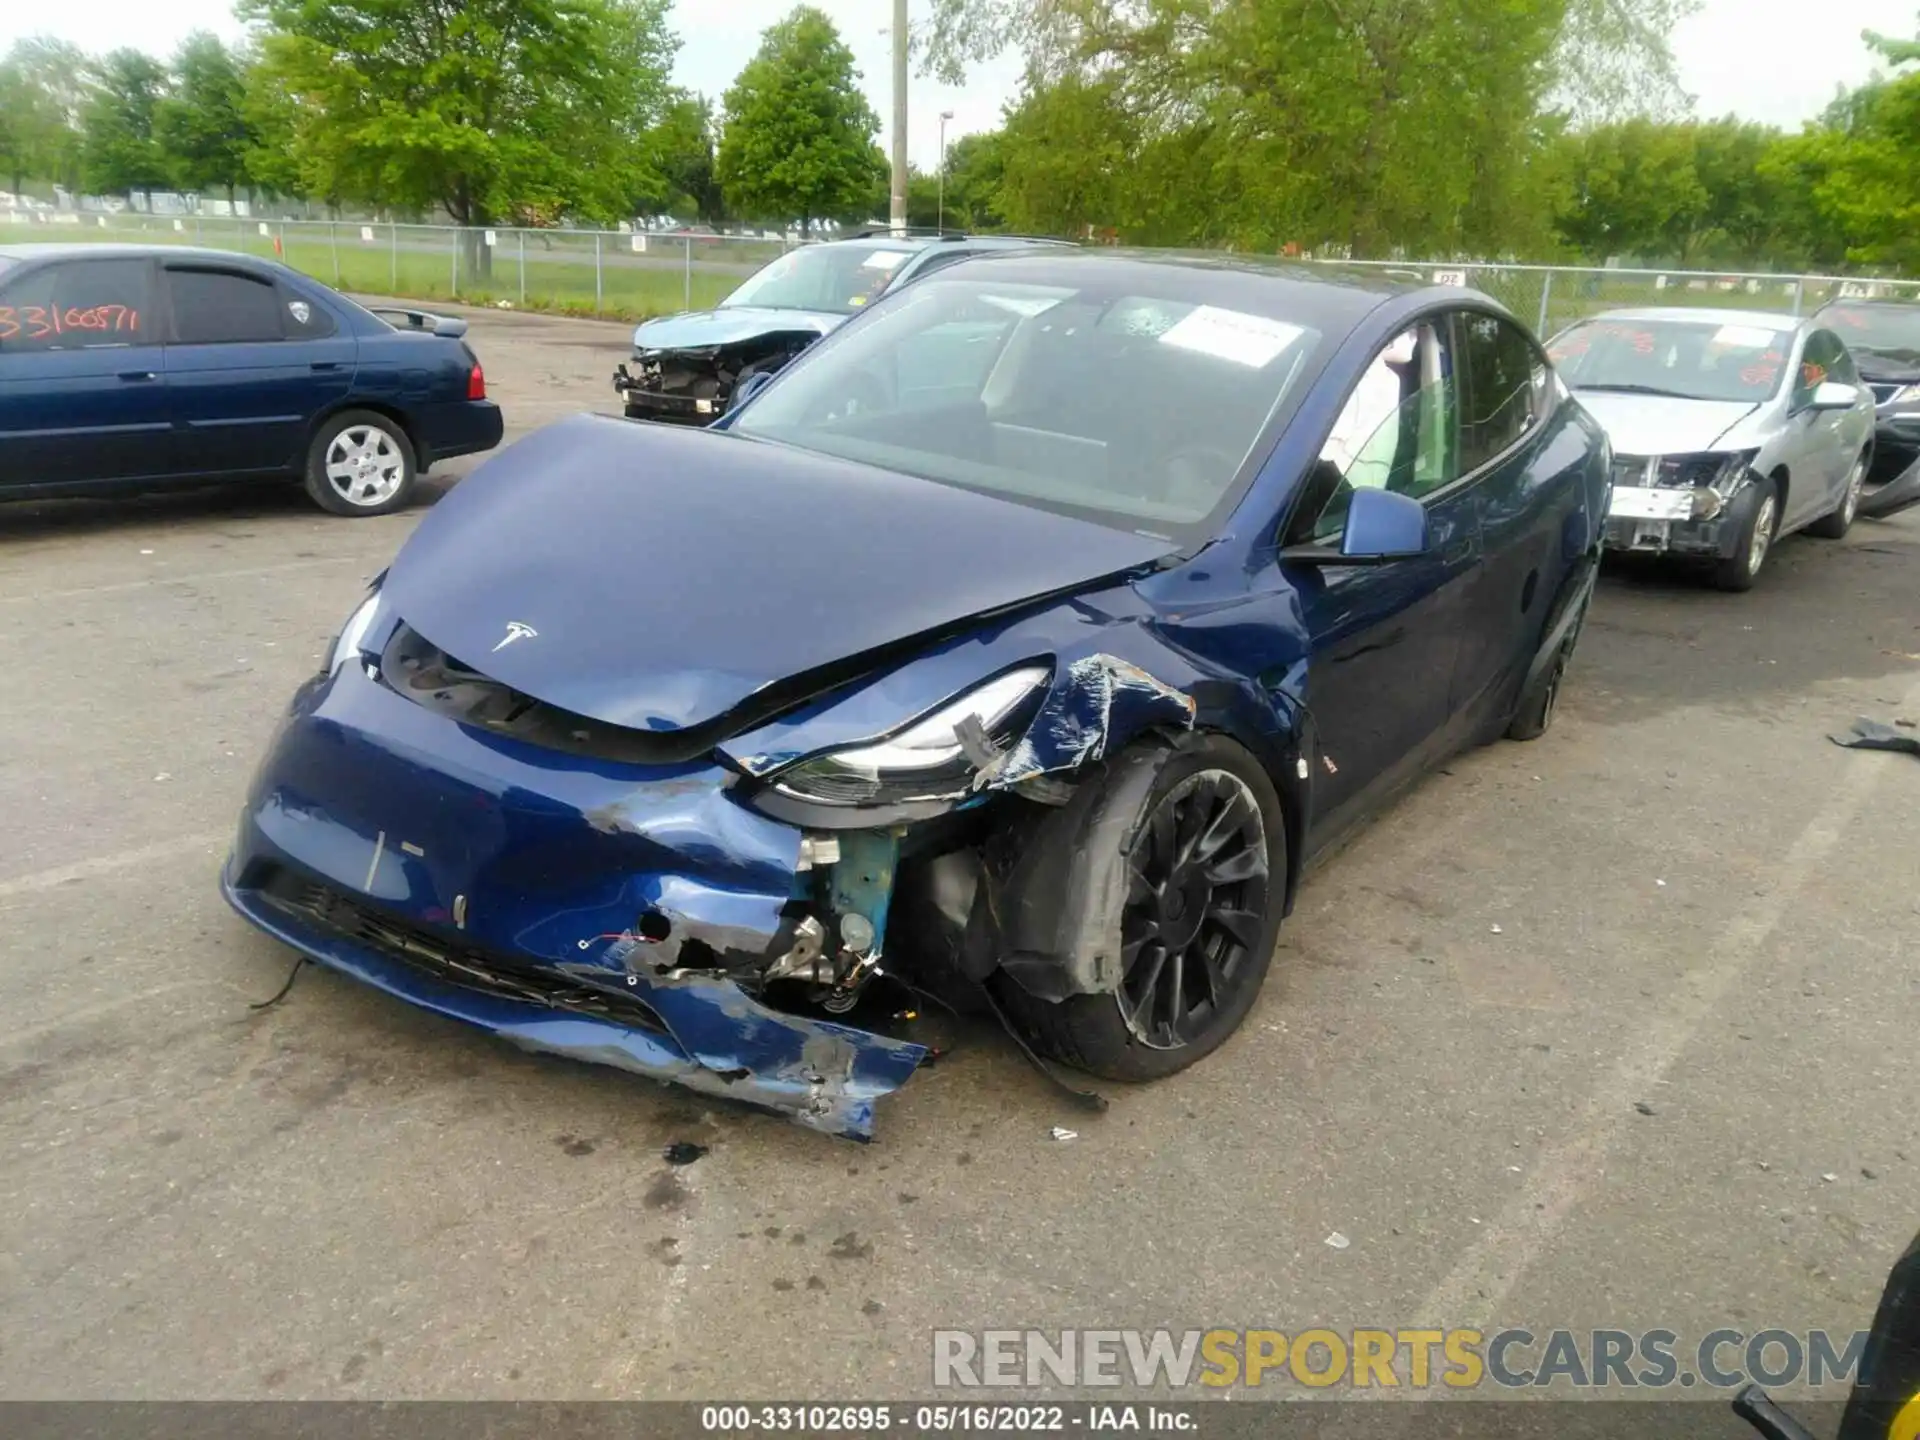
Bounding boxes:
1548 307 1877 590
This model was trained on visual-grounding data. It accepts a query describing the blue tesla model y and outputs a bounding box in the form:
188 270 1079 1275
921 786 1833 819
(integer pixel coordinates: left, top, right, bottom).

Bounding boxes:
225 252 1610 1138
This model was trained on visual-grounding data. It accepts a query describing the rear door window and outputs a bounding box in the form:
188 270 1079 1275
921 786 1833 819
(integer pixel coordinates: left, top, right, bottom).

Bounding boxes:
0 259 152 350
165 267 287 345
277 283 337 339
1457 313 1545 472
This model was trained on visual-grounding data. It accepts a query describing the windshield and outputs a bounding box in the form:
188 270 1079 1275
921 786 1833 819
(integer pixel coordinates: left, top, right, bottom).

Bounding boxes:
1549 317 1792 403
1820 303 1920 362
721 244 915 315
730 276 1323 538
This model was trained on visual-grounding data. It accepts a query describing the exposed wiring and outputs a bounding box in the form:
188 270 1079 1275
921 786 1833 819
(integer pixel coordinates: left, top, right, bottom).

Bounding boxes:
249 956 308 1011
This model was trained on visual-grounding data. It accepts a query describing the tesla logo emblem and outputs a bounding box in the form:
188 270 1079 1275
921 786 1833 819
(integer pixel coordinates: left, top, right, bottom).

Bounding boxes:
492 621 538 652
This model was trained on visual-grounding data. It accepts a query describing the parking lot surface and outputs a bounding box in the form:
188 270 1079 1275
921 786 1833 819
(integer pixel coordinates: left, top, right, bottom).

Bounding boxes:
2 305 1915 1400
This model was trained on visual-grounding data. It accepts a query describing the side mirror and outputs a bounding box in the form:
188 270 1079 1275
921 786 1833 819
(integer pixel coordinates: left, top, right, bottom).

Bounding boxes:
1282 486 1430 567
1811 381 1863 412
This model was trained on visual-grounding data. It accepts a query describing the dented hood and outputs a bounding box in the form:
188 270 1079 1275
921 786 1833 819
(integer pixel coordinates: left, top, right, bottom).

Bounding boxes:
632 306 844 353
1573 391 1759 456
379 415 1178 733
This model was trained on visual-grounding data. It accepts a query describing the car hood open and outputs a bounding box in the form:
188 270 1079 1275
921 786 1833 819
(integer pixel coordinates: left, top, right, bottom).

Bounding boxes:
1573 391 1760 456
379 415 1178 734
631 306 844 353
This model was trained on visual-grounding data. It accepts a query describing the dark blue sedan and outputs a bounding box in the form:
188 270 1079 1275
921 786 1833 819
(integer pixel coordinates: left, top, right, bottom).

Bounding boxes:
0 244 504 515
224 252 1609 1137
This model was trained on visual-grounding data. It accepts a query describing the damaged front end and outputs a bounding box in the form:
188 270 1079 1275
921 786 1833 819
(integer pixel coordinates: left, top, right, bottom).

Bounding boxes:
613 330 829 426
224 594 1206 1138
1603 451 1764 558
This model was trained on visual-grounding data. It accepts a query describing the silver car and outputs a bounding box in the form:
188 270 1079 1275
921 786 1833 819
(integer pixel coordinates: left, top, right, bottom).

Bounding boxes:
1547 307 1877 590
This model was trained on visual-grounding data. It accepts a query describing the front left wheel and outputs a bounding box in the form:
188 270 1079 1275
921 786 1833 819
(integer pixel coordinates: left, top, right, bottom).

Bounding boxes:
993 736 1288 1082
304 410 419 517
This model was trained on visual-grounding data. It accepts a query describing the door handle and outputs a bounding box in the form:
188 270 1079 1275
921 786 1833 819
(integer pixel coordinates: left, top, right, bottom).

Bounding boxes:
310 360 344 372
1440 537 1476 565
118 370 158 382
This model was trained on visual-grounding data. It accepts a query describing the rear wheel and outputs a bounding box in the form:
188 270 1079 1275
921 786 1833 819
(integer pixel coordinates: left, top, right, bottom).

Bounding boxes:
304 410 418 517
1807 450 1868 539
1712 478 1778 592
1507 592 1590 742
994 736 1287 1082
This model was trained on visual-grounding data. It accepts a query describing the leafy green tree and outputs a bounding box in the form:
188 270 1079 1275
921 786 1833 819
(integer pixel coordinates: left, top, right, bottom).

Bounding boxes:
941 130 1007 230
645 92 724 223
154 33 254 210
0 38 89 196
80 49 170 202
716 6 883 236
237 51 306 207
918 0 1701 256
1552 120 1708 261
993 72 1132 238
244 0 677 258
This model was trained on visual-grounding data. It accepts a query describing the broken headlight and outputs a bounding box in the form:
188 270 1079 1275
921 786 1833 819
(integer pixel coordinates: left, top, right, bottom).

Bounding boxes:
769 666 1052 807
1651 449 1758 493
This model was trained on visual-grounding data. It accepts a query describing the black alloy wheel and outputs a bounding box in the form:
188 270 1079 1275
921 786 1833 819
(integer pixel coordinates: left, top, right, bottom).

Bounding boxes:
1117 769 1271 1050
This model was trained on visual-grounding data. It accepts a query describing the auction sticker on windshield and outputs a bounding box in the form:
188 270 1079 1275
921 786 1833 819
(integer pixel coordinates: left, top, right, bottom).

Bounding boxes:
1711 324 1783 350
1158 306 1305 368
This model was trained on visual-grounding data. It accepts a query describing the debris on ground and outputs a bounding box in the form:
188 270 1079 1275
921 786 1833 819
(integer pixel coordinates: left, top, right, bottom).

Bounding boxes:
1049 1126 1079 1142
661 1141 708 1165
1324 1232 1351 1250
1634 1101 1656 1116
1831 717 1920 757
1490 924 1504 935
1821 1172 1838 1183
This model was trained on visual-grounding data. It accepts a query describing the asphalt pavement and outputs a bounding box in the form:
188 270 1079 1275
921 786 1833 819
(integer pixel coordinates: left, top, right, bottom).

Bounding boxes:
1 306 1915 1402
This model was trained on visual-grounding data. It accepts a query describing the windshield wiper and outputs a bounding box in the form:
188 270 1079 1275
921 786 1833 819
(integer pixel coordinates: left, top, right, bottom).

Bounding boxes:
1573 382 1697 399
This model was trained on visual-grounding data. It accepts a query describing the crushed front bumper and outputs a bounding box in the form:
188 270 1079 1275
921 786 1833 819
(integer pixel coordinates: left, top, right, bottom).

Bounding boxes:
222 664 926 1139
1602 476 1757 560
613 360 722 426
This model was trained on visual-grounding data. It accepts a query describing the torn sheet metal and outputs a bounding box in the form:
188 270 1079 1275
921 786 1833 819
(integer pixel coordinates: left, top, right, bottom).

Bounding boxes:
222 862 926 1140
979 654 1197 790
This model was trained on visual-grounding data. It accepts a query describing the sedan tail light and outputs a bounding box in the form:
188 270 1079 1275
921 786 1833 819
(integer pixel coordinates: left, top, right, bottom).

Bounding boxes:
467 363 487 400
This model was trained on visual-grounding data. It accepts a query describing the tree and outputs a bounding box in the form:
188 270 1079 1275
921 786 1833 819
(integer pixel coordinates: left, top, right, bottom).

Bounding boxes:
0 38 89 197
716 7 883 236
646 92 724 223
1551 120 1708 261
243 0 677 258
80 49 170 203
942 130 1006 230
154 33 254 210
993 73 1132 238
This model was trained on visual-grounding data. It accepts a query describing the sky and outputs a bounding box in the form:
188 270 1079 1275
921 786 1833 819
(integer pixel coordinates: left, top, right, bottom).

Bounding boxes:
1 0 1912 171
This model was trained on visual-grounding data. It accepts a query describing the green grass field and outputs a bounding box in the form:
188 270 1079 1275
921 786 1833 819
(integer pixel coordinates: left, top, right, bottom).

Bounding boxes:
1 218 755 320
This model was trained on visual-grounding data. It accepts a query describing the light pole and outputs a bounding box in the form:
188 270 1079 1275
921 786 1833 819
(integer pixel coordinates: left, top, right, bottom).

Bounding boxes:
938 110 955 231
890 0 909 230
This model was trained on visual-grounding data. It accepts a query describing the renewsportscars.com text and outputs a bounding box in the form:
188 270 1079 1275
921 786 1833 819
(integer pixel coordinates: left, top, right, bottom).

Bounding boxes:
931 1328 1869 1391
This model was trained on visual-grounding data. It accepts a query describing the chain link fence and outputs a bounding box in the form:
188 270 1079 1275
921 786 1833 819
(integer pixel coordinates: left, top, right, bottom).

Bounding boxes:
1307 259 1920 338
0 211 802 320
7 209 1919 332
